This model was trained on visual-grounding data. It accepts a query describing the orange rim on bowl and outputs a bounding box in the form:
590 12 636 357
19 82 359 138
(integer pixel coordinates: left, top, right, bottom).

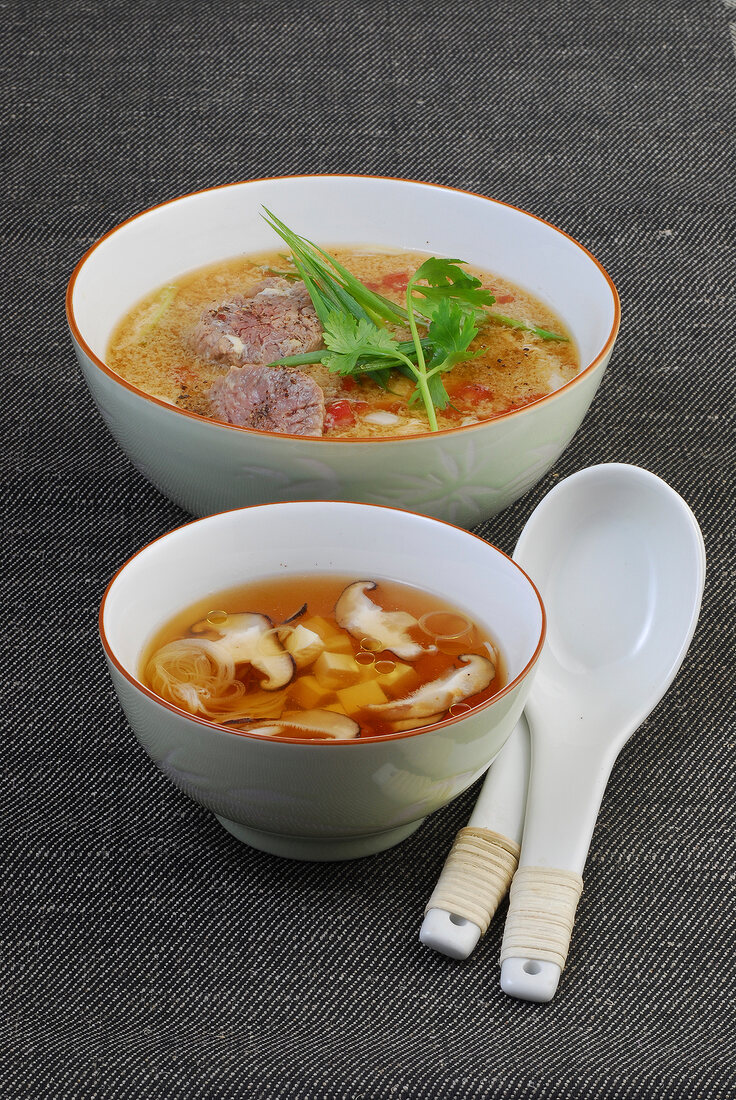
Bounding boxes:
99 501 547 745
67 174 621 445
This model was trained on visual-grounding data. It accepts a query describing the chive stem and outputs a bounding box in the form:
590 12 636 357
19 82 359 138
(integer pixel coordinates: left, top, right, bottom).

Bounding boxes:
486 312 568 341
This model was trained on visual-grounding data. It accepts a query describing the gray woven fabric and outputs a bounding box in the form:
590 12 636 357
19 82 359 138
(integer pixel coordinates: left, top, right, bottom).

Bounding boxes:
2 0 734 1096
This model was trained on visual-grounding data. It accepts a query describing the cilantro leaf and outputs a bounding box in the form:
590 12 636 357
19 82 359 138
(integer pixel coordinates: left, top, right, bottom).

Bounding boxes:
406 371 451 411
426 298 480 370
404 259 490 431
409 257 496 318
415 299 480 411
412 257 478 287
321 313 401 375
262 210 568 434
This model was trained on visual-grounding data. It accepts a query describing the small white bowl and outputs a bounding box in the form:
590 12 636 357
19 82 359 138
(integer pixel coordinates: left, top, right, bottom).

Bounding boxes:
68 175 620 527
100 502 545 860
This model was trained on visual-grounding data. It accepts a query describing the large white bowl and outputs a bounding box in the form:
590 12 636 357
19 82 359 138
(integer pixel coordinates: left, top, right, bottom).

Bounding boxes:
68 175 619 527
100 502 545 860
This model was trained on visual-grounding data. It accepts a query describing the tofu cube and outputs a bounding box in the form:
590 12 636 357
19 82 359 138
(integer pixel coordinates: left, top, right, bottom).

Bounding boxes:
336 680 389 712
301 615 343 642
322 701 349 715
288 675 335 710
314 651 362 690
323 632 354 654
283 624 323 669
375 661 420 694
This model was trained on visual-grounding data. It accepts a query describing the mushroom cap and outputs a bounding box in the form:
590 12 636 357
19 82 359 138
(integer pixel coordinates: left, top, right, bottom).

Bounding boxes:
246 709 360 740
334 581 435 660
197 612 295 689
367 653 495 720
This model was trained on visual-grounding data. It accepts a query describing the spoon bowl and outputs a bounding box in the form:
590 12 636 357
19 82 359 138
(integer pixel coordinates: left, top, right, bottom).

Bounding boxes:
518 463 706 742
500 463 705 1000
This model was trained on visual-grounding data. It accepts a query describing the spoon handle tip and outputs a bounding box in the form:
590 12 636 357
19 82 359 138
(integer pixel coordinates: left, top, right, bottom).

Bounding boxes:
500 957 561 1003
420 908 482 959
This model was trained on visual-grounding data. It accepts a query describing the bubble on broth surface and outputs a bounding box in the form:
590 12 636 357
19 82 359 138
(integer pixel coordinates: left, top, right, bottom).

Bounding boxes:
375 659 396 675
206 610 229 626
418 611 473 640
360 636 383 652
449 702 472 717
355 651 375 666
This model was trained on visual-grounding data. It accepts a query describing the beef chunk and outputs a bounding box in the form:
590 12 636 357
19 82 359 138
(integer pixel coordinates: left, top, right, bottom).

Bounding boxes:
208 365 325 436
190 278 323 367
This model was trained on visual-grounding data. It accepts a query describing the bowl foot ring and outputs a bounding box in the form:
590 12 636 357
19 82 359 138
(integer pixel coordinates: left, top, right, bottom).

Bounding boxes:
215 814 425 861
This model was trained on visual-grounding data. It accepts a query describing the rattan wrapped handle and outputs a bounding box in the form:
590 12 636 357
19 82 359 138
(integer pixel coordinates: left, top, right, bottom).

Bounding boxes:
500 865 584 970
424 826 520 936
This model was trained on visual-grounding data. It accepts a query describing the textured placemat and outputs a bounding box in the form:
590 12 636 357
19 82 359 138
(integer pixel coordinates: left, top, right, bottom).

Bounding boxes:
2 1 734 1096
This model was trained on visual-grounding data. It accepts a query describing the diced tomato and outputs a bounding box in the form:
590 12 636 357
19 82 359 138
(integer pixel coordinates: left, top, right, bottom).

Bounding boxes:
495 293 515 304
380 271 410 293
324 400 356 431
449 382 493 407
325 399 370 431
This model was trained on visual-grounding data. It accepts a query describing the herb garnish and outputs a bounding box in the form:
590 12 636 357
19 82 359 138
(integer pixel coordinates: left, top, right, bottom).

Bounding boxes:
263 209 567 431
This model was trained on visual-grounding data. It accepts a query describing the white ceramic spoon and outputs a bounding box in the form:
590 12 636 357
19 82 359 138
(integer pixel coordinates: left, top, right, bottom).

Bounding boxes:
421 463 705 992
499 463 705 1001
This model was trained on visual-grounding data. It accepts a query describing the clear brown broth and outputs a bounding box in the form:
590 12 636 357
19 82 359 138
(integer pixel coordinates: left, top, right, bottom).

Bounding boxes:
141 574 506 739
108 246 579 438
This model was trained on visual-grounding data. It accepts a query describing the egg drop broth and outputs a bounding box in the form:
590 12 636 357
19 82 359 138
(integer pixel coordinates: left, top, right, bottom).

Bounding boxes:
141 574 506 739
108 247 579 438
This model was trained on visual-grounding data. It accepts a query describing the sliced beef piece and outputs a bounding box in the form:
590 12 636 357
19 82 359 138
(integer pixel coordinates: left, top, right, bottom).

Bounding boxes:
208 365 325 436
190 278 323 367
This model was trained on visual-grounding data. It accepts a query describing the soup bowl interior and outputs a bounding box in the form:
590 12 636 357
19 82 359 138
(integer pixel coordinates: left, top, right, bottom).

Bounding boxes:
69 176 619 526
101 502 545 860
73 175 614 369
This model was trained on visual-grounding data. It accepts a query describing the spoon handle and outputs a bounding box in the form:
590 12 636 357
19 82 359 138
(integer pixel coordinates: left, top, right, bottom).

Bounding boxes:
500 733 617 1002
420 718 530 959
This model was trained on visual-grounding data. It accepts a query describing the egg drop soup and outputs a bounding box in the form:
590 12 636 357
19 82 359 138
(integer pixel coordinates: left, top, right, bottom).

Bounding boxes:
108 245 579 439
